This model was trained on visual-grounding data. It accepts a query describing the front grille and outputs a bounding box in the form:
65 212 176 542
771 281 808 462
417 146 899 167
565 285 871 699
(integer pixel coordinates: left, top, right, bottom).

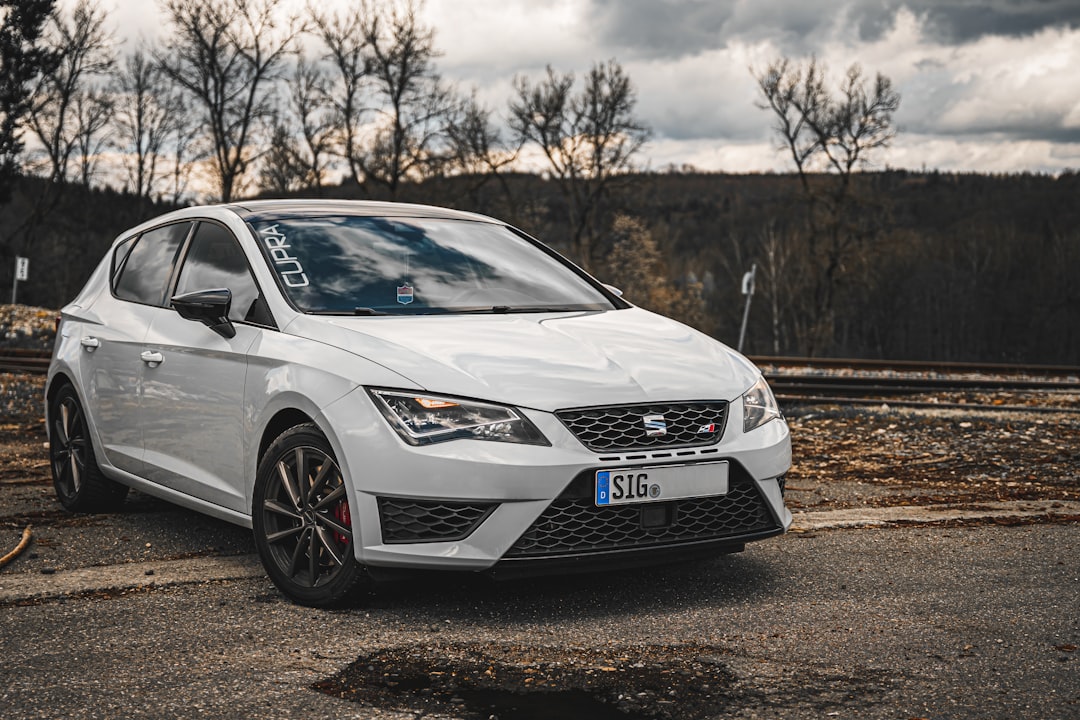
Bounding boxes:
377 498 496 544
556 402 728 452
504 468 777 558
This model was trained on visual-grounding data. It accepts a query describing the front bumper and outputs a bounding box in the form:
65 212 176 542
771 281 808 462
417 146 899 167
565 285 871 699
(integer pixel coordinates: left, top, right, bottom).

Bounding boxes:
317 388 792 572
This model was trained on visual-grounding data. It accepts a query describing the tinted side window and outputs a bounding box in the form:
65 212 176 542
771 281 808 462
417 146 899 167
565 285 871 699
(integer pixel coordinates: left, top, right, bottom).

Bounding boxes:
114 222 191 306
174 222 264 324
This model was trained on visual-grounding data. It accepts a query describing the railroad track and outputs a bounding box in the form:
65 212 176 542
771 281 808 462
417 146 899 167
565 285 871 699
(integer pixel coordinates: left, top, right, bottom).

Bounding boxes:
0 349 50 374
749 354 1080 378
3 350 1078 411
749 356 1079 410
765 373 1077 397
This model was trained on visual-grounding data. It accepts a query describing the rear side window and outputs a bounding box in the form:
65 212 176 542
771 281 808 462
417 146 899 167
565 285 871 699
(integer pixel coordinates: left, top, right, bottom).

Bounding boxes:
174 222 265 324
113 222 191 306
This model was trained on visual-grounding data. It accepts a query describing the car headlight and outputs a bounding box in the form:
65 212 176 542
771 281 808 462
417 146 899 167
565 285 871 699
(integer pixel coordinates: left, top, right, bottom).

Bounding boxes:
368 389 550 446
742 376 782 433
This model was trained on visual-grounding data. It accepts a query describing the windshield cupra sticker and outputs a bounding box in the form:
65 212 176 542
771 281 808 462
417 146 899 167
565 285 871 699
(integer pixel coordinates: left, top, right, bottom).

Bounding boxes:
258 225 309 288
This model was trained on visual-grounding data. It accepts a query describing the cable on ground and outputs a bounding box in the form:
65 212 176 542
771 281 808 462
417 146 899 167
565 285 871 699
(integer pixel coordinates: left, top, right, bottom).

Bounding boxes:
0 525 33 568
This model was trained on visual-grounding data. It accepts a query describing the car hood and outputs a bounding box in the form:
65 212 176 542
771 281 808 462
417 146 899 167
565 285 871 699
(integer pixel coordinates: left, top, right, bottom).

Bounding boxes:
286 308 760 412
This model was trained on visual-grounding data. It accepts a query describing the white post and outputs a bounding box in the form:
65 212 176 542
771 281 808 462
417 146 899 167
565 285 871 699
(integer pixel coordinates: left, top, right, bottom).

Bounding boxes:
12 256 29 305
737 263 756 354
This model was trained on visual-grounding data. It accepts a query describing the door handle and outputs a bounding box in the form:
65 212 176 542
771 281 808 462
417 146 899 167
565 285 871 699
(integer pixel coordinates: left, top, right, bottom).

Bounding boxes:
140 351 164 367
80 337 100 352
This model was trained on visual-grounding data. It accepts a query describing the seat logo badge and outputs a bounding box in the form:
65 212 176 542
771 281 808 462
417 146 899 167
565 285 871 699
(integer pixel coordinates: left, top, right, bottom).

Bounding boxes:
643 414 667 436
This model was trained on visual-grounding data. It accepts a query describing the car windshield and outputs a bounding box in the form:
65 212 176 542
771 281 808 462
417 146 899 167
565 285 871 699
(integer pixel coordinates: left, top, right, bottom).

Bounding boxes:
248 215 616 315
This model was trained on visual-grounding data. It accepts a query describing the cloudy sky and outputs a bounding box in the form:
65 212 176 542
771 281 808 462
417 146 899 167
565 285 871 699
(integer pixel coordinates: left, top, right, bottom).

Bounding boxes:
113 0 1080 174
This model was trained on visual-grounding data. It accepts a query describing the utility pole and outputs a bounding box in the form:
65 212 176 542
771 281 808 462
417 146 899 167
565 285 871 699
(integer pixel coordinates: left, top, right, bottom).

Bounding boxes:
737 263 756 354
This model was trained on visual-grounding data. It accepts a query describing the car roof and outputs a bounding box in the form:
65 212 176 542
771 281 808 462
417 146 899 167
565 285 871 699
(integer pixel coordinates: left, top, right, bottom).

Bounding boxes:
222 199 501 224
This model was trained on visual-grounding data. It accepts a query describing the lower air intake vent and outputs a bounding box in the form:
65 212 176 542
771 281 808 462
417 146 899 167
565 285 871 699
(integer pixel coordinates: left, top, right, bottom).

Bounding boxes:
378 498 496 544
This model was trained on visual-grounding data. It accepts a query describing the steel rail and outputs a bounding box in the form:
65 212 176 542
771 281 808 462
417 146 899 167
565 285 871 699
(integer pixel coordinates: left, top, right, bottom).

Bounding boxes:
766 374 1078 396
0 349 50 374
751 355 1080 378
775 394 1080 415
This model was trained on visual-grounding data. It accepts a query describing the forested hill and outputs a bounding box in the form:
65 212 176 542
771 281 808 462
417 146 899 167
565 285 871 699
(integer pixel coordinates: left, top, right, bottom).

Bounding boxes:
1 169 1077 364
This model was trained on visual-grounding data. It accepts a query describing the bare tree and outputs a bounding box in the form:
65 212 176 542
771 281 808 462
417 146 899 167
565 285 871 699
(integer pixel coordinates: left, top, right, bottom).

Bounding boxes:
167 108 201 205
156 0 303 202
71 84 111 186
112 48 178 201
313 0 454 196
0 0 57 203
258 120 307 194
755 221 801 355
28 0 114 184
754 57 900 354
509 60 650 269
443 91 520 211
310 3 369 189
360 0 452 195
284 53 335 190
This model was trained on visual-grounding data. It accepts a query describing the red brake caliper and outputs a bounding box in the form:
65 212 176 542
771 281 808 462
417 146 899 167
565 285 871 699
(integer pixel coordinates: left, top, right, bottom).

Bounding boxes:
333 500 351 546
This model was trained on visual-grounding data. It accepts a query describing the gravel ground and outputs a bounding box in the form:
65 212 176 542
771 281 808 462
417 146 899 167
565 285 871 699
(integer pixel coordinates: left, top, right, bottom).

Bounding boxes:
1 372 45 428
0 304 55 351
783 404 1079 510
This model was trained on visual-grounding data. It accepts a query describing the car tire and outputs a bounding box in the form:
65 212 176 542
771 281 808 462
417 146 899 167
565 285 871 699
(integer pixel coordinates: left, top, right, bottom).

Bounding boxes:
252 423 366 607
49 383 129 512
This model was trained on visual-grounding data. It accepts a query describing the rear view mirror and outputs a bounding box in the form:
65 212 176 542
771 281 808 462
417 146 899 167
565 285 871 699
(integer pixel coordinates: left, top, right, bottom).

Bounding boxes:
171 288 236 339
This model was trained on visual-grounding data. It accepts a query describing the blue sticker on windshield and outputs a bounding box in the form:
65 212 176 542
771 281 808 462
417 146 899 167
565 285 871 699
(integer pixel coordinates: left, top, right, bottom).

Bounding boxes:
397 284 414 305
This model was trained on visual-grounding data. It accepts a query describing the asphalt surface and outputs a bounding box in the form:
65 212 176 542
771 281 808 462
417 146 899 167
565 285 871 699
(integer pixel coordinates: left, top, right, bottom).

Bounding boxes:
2 514 1078 719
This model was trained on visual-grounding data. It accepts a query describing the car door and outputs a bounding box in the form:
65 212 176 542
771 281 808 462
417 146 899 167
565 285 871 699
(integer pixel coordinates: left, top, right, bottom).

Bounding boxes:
79 222 192 475
138 220 273 513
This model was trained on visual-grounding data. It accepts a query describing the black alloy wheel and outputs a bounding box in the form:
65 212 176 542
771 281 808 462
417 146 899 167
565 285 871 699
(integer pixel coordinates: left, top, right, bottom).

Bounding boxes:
253 423 365 606
49 383 128 512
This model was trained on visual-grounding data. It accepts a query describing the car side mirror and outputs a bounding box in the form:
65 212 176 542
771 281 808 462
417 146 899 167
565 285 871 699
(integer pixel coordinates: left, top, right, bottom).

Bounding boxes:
171 288 237 339
602 283 624 297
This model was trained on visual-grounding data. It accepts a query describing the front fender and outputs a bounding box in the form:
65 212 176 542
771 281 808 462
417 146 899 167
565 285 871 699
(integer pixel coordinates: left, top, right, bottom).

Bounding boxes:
242 331 422 513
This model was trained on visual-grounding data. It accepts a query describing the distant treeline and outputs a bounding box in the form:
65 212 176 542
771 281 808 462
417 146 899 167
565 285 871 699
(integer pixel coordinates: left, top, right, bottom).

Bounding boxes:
2 168 1077 365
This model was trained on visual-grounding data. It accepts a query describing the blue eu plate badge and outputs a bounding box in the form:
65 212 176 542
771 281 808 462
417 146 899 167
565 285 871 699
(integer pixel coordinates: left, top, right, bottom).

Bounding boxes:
595 471 611 505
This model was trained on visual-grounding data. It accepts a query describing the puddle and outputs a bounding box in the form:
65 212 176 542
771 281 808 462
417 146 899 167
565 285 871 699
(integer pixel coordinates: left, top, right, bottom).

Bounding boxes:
314 642 738 719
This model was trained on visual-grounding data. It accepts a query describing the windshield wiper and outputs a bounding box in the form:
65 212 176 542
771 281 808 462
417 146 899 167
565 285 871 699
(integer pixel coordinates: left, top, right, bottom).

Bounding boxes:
491 306 579 314
447 306 582 314
307 307 393 316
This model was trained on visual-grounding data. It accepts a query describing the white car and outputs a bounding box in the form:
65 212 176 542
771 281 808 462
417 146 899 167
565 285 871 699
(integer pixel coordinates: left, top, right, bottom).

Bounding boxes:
46 200 791 606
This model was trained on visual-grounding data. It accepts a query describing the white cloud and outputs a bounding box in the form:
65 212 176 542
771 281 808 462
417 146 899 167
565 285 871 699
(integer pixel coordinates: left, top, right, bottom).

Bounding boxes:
884 134 1080 174
643 137 778 173
794 9 1080 141
95 1 1080 174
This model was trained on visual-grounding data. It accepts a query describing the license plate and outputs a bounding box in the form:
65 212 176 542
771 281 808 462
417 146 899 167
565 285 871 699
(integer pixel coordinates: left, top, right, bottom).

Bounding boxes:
595 461 729 507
